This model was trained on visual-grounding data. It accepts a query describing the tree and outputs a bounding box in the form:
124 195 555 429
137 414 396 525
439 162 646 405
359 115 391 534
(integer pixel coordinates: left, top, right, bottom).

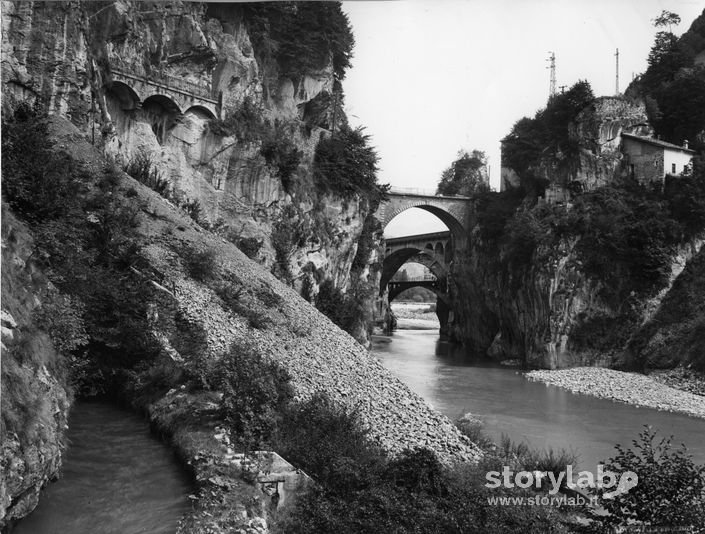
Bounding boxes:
653 10 681 32
595 426 705 529
436 149 490 196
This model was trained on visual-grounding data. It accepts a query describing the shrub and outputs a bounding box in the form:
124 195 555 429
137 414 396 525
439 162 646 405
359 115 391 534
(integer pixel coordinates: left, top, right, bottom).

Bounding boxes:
2 101 85 221
593 426 705 529
351 213 382 272
273 393 384 487
33 292 88 354
214 275 273 330
214 342 293 449
182 245 218 282
315 279 360 334
123 151 169 196
260 126 302 193
235 236 263 260
300 275 314 302
207 96 266 142
181 198 203 225
455 413 494 450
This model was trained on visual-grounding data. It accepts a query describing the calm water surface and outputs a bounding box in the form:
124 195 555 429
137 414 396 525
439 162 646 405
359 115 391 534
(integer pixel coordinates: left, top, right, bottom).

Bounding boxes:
13 402 192 534
373 329 705 470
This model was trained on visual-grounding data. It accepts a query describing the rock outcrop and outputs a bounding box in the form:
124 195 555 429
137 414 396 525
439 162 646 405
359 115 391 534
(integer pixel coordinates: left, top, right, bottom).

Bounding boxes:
0 209 72 529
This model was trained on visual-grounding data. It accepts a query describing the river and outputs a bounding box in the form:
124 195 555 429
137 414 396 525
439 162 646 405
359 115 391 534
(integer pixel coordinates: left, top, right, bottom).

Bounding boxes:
12 402 192 534
373 329 705 470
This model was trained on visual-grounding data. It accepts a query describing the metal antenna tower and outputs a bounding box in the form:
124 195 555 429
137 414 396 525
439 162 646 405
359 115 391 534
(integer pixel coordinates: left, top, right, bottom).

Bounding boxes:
547 52 556 98
615 48 620 95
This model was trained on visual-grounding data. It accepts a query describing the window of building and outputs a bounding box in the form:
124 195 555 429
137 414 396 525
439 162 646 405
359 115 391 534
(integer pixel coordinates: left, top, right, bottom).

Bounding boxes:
672 163 677 174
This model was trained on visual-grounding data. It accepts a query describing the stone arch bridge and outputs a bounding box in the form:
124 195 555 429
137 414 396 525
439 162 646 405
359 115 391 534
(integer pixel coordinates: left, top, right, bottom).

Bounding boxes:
375 188 472 237
374 189 473 335
106 59 221 119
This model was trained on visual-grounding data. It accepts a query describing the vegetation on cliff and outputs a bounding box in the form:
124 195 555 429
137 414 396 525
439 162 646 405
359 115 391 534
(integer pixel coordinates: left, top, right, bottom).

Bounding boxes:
463 10 705 368
627 9 705 150
501 81 596 197
469 169 705 364
436 149 490 196
241 1 354 81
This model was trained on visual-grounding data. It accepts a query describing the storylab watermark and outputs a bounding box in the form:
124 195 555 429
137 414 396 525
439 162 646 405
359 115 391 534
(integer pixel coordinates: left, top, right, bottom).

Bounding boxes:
485 465 638 506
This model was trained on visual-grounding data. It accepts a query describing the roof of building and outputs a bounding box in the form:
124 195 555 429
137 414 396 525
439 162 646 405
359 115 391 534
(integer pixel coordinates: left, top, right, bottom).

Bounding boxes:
621 132 696 154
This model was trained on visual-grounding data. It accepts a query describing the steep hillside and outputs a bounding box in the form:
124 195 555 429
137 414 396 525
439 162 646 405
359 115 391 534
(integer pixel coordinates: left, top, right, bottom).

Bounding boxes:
0 109 478 529
1 0 385 345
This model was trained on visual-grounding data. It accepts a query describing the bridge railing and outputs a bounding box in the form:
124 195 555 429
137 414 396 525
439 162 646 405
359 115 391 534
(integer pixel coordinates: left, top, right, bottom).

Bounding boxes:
110 56 217 103
387 186 471 199
390 275 437 283
389 186 439 196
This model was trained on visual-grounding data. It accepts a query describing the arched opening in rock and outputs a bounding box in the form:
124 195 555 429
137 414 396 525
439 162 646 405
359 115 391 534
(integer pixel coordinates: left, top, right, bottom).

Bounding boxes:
142 95 182 144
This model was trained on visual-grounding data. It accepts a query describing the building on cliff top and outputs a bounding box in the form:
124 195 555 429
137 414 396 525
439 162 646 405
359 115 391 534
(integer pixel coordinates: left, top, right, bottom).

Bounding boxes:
621 132 695 187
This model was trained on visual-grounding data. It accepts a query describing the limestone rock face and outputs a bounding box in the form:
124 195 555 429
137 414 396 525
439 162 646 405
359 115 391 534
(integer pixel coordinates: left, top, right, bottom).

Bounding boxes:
0 209 71 529
451 231 704 369
1 1 377 340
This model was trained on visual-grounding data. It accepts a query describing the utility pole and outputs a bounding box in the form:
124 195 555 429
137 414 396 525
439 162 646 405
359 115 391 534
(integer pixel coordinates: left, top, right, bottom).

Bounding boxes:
547 52 556 98
615 48 620 95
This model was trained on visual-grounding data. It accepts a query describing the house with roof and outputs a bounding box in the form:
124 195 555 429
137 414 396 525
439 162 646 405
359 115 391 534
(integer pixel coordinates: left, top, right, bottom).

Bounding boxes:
621 132 696 187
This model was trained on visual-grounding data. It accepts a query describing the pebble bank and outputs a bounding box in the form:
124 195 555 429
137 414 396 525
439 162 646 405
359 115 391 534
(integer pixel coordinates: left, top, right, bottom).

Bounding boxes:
526 367 705 419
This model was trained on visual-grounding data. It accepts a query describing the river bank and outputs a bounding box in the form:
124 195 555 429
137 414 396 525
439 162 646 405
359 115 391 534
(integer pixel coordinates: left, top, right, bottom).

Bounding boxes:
392 302 440 330
526 367 705 419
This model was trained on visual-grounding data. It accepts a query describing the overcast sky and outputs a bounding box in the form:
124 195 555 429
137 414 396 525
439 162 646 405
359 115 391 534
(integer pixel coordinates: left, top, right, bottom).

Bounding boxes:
341 0 704 236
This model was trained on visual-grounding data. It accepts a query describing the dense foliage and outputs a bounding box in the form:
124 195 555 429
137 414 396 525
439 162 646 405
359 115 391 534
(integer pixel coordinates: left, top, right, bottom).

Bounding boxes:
272 395 568 534
315 279 366 336
314 125 389 205
628 9 705 150
2 103 161 395
471 168 705 354
593 426 705 530
241 1 354 80
436 149 490 196
501 81 595 196
215 343 294 449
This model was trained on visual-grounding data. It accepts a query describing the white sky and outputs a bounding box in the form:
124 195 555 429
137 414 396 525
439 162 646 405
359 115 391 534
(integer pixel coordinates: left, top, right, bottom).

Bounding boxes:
341 0 704 236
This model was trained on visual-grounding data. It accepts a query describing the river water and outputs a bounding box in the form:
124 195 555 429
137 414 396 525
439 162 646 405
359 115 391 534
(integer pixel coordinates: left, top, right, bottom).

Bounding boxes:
373 329 705 470
12 402 192 534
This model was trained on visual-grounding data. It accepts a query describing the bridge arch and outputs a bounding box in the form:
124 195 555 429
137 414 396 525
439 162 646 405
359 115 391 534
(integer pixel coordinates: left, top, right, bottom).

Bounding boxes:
381 247 447 292
142 94 182 144
185 104 217 120
383 202 465 237
388 281 449 305
105 81 141 111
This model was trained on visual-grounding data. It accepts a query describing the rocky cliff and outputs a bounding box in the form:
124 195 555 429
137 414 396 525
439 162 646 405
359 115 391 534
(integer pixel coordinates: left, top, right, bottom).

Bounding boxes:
1 0 381 344
1 209 72 529
451 224 704 369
